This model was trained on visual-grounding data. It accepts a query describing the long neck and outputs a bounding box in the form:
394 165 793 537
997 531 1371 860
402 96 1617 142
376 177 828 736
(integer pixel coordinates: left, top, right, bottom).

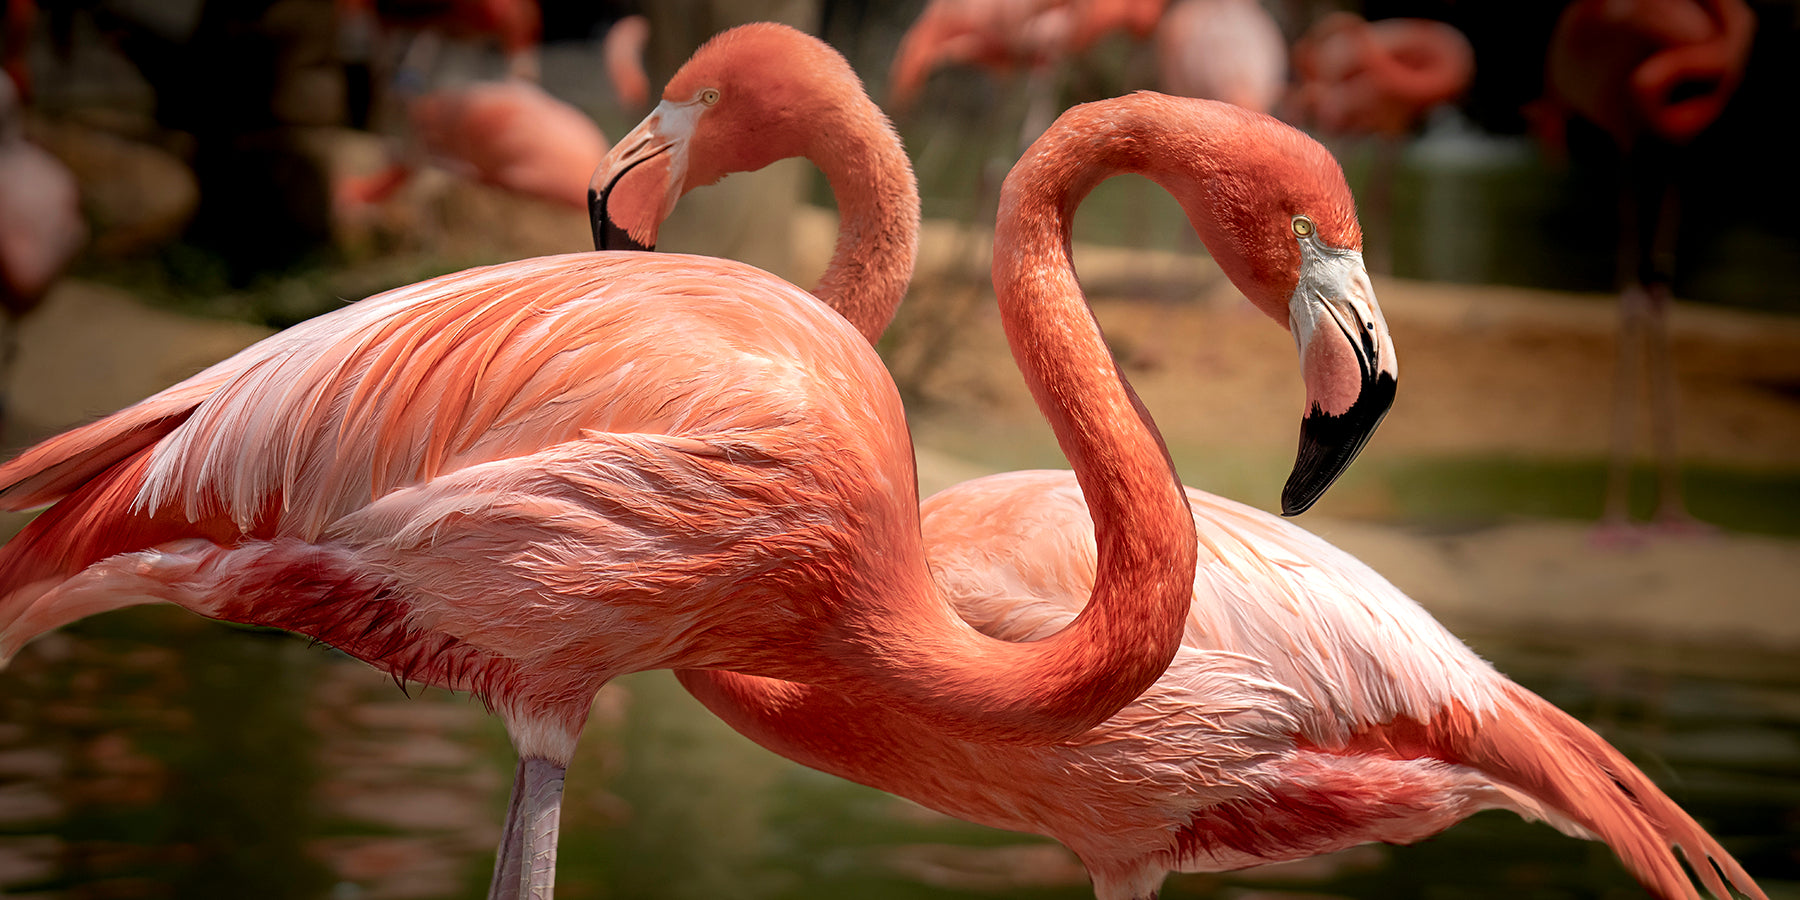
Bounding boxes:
806 99 920 344
782 96 1209 745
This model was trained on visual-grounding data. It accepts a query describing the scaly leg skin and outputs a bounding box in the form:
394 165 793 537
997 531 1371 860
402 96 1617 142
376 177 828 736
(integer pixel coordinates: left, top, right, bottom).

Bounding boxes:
488 756 567 900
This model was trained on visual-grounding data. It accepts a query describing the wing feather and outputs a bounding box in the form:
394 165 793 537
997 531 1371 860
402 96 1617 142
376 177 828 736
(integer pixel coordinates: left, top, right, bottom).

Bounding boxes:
8 252 888 559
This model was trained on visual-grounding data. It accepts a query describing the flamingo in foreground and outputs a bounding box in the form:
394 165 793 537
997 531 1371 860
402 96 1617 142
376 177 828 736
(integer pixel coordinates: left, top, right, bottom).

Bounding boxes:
591 27 1764 900
0 30 1266 898
1542 0 1754 537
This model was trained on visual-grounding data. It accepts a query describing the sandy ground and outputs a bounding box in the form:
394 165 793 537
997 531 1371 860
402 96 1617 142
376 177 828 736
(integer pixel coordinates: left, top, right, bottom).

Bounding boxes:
5 208 1799 656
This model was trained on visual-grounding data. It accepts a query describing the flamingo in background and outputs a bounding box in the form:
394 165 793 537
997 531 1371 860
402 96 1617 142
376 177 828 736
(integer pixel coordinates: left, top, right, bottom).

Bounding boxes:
888 0 1083 152
1542 0 1755 538
0 70 85 434
886 0 1072 112
338 77 610 212
0 20 1235 895
338 13 651 217
1153 0 1287 115
591 28 1764 900
601 14 651 111
1289 13 1475 272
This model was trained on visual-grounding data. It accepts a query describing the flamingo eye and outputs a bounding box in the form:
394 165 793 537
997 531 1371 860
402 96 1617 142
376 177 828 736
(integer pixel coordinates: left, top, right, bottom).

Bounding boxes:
698 88 721 106
1292 216 1315 237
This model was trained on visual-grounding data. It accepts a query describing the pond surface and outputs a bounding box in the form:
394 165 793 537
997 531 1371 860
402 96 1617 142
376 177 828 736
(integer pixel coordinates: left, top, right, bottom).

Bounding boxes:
0 605 1794 900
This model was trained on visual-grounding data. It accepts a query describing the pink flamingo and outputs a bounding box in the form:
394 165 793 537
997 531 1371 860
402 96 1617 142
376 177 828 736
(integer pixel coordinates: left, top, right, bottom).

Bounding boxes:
1542 0 1755 537
888 0 1085 154
0 71 85 432
1289 13 1475 272
0 22 1233 897
338 77 610 211
591 28 1763 900
887 0 1072 111
601 14 651 112
1290 13 1473 138
1153 0 1286 114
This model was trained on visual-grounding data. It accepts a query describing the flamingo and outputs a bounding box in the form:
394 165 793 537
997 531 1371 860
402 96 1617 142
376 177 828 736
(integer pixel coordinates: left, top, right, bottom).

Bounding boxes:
338 77 611 212
1289 13 1475 273
0 21 1348 897
0 70 86 433
1153 0 1287 115
1542 0 1755 537
590 28 1764 900
601 14 651 112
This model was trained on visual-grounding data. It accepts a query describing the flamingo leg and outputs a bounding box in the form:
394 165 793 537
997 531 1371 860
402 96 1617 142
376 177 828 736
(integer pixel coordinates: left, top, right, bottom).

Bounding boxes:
1642 178 1705 532
1598 142 1702 542
487 755 566 900
1600 281 1649 536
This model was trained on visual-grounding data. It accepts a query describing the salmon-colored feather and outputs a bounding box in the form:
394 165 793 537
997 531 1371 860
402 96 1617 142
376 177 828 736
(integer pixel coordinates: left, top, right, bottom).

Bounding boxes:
691 474 1765 900
593 28 1760 900
4 33 1212 894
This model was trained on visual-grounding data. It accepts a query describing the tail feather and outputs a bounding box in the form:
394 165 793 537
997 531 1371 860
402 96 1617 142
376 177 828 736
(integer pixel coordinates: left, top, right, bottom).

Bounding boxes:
0 451 230 664
0 383 207 511
1465 684 1765 900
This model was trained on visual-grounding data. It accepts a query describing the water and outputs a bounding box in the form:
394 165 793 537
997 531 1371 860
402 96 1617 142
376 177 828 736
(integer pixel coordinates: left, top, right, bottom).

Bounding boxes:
1 606 1794 899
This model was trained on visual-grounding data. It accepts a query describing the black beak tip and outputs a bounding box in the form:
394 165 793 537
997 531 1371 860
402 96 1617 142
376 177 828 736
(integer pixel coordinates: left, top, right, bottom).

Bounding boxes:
1279 371 1397 517
588 186 653 253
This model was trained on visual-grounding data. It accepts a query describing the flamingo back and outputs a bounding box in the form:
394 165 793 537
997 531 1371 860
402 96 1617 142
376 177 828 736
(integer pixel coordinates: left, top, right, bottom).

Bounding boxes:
0 253 917 687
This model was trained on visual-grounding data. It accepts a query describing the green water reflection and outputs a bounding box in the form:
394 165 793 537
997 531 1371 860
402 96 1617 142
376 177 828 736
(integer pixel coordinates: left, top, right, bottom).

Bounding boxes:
0 605 1795 899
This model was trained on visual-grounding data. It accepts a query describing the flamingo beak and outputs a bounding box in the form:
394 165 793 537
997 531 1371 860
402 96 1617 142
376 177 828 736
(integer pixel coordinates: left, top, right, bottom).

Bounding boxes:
1281 241 1397 516
588 99 704 252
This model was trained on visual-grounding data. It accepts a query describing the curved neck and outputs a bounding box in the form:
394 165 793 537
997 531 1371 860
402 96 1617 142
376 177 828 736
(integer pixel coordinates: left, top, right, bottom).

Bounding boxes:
806 100 920 344
798 96 1206 745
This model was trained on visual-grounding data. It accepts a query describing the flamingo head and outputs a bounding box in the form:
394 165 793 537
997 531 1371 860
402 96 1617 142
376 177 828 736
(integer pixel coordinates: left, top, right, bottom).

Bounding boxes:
589 22 864 251
1180 106 1398 514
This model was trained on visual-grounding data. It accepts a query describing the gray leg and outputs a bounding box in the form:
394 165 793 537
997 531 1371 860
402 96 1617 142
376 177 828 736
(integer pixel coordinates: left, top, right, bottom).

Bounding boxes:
488 756 567 900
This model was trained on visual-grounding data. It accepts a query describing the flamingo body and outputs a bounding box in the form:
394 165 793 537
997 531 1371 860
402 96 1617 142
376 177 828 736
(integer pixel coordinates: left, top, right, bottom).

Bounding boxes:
887 0 1074 109
0 72 83 319
409 79 608 209
340 79 608 211
0 252 916 733
1154 0 1286 114
1291 13 1474 137
687 470 1764 900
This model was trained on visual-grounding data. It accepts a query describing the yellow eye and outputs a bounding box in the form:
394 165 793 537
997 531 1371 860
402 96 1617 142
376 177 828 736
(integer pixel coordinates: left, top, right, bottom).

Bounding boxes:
1292 216 1314 237
698 88 721 105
